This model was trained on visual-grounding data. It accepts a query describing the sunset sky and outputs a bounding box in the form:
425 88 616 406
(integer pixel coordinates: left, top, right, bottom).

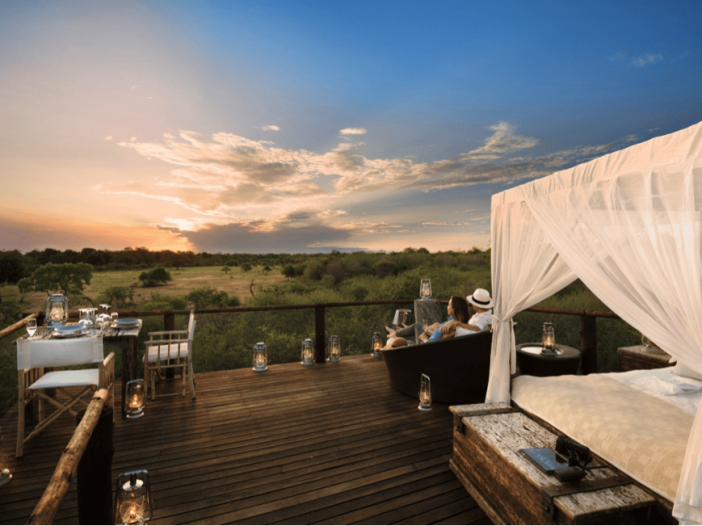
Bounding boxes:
1 0 701 254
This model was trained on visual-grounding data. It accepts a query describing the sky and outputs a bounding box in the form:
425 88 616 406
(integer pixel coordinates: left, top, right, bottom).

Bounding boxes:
1 0 701 254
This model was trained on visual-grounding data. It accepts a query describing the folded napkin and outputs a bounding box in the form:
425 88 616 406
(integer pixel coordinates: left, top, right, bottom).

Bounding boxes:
631 375 702 396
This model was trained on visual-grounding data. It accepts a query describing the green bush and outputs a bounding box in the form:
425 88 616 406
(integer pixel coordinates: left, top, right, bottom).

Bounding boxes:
139 267 172 287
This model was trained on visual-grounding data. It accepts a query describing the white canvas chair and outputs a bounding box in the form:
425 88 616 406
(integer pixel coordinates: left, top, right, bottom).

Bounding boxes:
16 335 114 457
144 310 196 400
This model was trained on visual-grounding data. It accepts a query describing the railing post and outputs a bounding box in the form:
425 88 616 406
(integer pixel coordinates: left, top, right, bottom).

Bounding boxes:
315 306 326 363
76 406 113 525
164 311 175 379
580 315 598 374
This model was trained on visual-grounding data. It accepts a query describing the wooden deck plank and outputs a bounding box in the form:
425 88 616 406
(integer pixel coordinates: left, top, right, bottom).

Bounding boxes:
0 354 489 525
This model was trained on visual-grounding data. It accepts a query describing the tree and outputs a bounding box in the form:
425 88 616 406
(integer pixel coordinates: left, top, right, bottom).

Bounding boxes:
98 285 133 307
263 265 272 275
0 250 26 286
18 262 93 296
282 264 296 280
139 267 173 287
222 266 231 274
186 287 240 309
241 263 252 272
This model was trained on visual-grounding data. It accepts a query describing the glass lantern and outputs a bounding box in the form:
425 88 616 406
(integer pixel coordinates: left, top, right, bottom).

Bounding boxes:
371 332 383 358
327 335 341 363
541 322 557 355
420 279 432 300
253 342 268 372
418 374 432 411
46 293 68 327
125 379 145 419
114 470 152 525
0 426 12 487
301 338 315 366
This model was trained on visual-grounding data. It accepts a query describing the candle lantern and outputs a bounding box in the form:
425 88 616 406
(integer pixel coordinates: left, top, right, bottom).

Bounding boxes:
0 426 12 487
371 332 382 358
114 470 152 525
327 335 341 363
541 322 557 355
46 293 68 327
418 374 432 411
420 279 432 300
124 379 146 419
253 342 268 372
301 338 315 366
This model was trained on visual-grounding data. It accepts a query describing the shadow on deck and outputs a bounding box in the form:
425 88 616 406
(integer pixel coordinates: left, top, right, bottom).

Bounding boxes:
0 354 490 525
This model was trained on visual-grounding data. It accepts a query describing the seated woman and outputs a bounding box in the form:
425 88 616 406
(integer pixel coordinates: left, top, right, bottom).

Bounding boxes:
384 295 470 348
439 288 493 337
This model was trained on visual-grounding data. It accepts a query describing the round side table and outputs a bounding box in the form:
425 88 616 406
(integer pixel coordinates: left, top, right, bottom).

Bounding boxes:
516 343 581 377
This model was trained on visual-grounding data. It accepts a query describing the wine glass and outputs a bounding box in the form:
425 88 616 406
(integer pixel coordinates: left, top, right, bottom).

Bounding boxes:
26 319 37 338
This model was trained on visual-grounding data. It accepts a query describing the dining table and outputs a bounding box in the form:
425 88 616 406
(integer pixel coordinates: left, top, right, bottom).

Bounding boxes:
18 320 143 417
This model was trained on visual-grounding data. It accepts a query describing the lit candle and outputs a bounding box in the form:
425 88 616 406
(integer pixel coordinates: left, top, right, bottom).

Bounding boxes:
119 501 144 525
418 374 432 411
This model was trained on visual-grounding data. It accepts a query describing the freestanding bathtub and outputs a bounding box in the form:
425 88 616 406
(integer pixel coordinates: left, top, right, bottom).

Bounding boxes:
380 330 492 404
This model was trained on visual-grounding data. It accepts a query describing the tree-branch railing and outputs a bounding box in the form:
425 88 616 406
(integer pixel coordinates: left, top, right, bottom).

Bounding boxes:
6 300 620 371
27 388 109 525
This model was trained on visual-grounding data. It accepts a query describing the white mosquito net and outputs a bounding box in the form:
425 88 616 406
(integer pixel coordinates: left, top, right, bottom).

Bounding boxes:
487 120 702 523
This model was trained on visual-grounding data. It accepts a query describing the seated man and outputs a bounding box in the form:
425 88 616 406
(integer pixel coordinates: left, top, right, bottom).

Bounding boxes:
384 295 470 348
440 288 493 337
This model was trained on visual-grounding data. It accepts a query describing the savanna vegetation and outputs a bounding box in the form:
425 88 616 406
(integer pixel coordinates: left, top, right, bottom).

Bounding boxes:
0 247 641 417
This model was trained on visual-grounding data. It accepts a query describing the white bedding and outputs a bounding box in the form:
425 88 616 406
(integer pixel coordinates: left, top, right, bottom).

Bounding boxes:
605 366 702 415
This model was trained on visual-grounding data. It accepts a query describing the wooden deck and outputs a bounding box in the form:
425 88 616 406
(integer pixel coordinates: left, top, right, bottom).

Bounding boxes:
0 354 490 525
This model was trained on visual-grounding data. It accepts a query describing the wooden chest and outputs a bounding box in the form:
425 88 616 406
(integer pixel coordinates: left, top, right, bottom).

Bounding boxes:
449 403 658 524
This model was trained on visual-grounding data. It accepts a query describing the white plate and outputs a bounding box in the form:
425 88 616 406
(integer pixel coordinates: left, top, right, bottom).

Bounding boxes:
114 318 141 326
52 326 89 338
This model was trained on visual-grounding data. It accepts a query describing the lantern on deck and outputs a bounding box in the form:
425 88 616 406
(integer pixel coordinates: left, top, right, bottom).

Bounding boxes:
420 279 432 300
115 470 152 525
418 374 432 411
301 339 315 366
124 379 145 419
0 426 12 487
371 332 382 358
327 335 341 363
46 294 68 327
541 322 557 355
253 342 268 372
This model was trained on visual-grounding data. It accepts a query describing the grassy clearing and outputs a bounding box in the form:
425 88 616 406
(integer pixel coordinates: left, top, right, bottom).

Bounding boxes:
1 266 288 312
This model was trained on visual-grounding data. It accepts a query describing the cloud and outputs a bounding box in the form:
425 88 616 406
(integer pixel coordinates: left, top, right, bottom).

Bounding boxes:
262 125 280 131
104 135 113 140
339 128 367 135
109 122 640 251
608 51 627 62
630 53 664 67
422 221 469 226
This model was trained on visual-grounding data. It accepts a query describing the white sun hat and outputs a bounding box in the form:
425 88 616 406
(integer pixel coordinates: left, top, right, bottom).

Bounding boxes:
467 288 493 309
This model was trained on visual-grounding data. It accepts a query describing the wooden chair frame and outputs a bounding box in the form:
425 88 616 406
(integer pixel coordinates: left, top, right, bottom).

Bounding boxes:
144 311 196 400
16 352 114 458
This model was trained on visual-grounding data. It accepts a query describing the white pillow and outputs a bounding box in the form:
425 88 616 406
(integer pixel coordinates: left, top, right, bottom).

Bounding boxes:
455 327 476 337
672 362 702 382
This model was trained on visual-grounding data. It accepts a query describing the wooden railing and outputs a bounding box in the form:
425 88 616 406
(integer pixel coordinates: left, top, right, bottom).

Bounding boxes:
27 388 109 525
9 301 621 372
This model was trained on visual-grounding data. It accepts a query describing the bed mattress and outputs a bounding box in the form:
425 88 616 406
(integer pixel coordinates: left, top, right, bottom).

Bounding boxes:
512 369 697 502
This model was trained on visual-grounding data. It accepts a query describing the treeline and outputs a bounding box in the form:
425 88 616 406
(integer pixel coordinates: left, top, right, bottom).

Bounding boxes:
0 246 490 287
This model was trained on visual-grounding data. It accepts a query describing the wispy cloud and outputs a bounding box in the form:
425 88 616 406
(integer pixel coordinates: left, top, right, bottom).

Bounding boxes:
630 53 663 67
339 128 367 135
109 122 639 250
609 51 664 68
104 135 113 140
262 125 280 131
